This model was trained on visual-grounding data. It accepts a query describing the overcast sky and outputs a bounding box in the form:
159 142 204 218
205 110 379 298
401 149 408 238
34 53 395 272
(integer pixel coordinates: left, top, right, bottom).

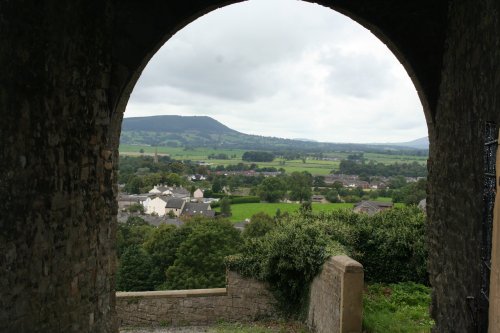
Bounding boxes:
125 0 428 143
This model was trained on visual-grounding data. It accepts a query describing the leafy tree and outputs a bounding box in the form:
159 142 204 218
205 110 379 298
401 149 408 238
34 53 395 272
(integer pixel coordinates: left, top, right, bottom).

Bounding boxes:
116 245 154 291
325 189 340 203
243 212 275 238
165 220 242 289
125 215 148 226
219 197 232 217
212 176 225 193
392 179 426 205
124 176 144 194
288 171 312 202
257 177 287 203
169 162 185 174
242 151 275 162
117 222 154 258
144 225 191 289
388 176 407 189
142 173 162 189
166 173 183 186
313 176 326 188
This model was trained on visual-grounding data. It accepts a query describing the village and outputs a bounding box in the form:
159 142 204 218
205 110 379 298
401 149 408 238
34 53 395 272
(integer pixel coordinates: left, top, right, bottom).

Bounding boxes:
117 170 426 229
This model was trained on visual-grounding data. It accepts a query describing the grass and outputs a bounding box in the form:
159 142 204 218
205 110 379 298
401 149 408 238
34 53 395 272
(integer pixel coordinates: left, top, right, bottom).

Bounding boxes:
119 144 427 176
210 321 310 333
363 282 434 333
216 202 354 222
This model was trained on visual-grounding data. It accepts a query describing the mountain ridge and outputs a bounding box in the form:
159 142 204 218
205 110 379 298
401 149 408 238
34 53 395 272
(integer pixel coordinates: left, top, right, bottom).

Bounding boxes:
121 115 428 152
122 115 237 134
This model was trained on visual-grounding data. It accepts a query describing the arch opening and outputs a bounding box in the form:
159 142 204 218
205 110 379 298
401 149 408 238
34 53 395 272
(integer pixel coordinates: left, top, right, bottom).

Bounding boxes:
114 0 432 330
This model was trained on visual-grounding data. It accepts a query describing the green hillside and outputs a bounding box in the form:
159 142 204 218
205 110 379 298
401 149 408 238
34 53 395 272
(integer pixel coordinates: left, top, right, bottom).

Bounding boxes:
121 115 428 155
122 115 236 134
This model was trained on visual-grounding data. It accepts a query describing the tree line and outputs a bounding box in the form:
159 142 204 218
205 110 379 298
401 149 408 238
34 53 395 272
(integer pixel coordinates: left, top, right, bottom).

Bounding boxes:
338 159 427 177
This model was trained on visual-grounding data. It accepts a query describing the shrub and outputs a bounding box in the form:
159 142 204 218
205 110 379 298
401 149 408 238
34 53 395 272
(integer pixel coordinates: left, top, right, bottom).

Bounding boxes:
243 212 275 238
229 217 345 316
353 206 428 284
271 208 428 285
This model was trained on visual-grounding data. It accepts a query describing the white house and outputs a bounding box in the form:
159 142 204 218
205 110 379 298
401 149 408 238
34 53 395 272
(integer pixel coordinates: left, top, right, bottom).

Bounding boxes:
144 197 168 216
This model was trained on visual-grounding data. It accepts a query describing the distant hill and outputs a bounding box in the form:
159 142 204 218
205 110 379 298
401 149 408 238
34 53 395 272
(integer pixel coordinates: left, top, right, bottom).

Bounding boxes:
122 115 237 134
369 137 429 150
121 115 428 154
393 137 429 149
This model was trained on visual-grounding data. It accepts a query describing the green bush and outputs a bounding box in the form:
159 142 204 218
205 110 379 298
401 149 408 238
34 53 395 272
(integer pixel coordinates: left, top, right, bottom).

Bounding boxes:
294 208 428 284
229 218 345 316
243 212 275 238
353 206 428 284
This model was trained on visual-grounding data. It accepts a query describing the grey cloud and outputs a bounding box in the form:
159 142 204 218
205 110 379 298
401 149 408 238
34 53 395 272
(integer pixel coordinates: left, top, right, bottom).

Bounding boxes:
320 49 395 98
134 0 355 102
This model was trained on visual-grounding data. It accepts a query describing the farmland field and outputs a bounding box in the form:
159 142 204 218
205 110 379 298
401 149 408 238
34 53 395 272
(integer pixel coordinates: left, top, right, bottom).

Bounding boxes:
119 144 427 176
216 200 404 222
215 202 354 222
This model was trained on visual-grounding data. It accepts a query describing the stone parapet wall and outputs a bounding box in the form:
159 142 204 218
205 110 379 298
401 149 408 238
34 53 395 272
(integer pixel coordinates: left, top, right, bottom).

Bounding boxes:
307 256 363 333
117 257 363 331
116 271 278 326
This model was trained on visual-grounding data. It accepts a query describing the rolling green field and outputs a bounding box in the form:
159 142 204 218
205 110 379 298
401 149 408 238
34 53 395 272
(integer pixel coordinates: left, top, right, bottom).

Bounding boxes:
215 202 354 222
119 144 427 176
216 200 404 222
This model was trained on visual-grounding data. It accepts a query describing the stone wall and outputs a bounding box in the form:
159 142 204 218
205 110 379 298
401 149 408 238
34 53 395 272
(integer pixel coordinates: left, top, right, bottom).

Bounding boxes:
307 256 363 333
117 257 363 331
116 271 278 326
427 1 500 331
0 1 118 332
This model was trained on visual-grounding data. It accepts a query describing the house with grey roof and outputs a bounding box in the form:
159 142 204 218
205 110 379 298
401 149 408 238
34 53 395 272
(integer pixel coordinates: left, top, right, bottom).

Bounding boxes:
165 198 186 217
353 201 393 216
182 202 214 218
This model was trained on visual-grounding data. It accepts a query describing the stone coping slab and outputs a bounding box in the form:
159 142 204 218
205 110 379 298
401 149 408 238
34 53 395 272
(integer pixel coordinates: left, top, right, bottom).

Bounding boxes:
331 255 363 273
116 288 227 298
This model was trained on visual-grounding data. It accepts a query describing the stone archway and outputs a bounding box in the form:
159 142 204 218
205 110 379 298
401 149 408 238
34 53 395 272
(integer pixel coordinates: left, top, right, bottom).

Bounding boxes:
1 1 499 332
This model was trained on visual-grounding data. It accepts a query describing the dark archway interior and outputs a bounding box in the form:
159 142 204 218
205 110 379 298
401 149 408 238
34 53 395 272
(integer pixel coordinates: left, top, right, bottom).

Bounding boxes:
1 1 499 332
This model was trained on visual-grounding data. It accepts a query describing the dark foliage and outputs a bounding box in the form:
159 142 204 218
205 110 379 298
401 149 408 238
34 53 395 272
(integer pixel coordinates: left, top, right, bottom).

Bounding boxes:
242 151 275 162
